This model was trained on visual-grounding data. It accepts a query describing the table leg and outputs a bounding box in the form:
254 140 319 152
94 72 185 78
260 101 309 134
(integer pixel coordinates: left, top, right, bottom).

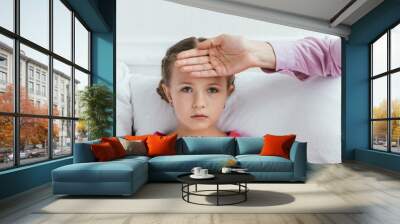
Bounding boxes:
217 184 219 206
195 184 197 192
245 183 247 201
187 184 190 202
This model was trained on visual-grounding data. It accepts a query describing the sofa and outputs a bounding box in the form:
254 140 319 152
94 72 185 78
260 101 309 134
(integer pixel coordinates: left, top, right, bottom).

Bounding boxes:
52 137 307 196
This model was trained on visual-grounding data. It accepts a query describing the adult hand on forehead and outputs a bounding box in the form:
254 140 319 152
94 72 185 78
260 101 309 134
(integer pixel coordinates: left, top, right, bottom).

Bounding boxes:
174 34 276 77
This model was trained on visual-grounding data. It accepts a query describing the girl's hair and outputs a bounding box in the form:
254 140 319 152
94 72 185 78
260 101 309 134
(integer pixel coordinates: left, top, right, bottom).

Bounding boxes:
157 36 235 102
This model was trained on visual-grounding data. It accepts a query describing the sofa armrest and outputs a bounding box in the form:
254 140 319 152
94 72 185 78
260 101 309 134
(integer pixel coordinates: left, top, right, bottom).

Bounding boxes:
73 140 100 163
289 141 307 181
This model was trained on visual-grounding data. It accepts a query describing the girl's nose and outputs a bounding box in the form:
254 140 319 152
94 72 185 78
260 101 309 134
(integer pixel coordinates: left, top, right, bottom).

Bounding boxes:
192 92 206 109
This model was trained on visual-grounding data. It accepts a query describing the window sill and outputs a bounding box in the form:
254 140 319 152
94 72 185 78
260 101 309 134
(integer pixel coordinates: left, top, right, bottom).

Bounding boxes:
0 156 72 175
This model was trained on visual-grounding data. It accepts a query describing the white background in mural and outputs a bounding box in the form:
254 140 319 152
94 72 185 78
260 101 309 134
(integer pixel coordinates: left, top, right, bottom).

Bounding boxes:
117 0 341 163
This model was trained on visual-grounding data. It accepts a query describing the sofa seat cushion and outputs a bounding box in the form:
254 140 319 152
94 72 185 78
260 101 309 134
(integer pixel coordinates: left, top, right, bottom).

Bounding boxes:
116 155 150 163
236 155 293 172
149 154 235 172
52 159 147 183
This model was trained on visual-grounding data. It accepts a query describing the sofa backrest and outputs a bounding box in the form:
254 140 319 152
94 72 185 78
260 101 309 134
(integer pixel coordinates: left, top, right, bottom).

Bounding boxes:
75 136 302 161
73 139 100 163
235 137 264 155
176 137 236 155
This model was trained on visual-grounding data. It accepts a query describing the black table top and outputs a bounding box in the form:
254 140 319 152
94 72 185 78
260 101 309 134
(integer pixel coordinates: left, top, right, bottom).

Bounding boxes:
177 172 255 185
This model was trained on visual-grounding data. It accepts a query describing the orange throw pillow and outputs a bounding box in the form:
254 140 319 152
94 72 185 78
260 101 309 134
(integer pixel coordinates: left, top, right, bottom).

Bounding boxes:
91 142 117 161
146 134 177 157
124 135 150 141
101 137 127 158
259 134 296 159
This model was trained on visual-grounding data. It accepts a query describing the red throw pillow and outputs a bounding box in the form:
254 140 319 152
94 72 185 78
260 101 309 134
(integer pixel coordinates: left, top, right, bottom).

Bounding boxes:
91 142 118 161
146 134 177 157
101 137 126 158
259 134 296 159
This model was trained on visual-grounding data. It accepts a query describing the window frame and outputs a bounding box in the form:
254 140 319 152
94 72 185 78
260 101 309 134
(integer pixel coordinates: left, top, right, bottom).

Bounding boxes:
0 0 92 171
370 21 400 154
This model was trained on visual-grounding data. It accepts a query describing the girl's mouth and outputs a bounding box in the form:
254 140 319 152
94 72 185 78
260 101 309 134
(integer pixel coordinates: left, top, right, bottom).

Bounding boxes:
191 114 208 119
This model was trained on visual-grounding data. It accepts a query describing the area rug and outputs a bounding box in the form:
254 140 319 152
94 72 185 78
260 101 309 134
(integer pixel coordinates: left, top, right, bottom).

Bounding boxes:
36 183 362 214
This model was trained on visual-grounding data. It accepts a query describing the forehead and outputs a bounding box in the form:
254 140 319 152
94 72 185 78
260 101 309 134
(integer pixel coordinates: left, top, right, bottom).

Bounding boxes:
170 66 226 85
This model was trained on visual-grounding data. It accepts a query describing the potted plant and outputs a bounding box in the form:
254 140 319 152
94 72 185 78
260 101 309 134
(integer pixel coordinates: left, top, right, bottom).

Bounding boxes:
79 84 113 140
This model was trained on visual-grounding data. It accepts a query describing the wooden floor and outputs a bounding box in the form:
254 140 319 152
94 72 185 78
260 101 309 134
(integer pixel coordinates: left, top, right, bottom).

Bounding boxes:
1 162 400 224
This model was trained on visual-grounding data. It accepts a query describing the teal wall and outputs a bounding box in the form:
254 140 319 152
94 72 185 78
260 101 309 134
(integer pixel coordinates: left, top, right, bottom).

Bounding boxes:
344 0 400 171
0 0 116 200
0 158 72 199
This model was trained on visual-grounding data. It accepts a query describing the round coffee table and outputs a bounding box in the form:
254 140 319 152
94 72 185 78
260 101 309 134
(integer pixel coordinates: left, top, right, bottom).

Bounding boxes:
177 172 255 206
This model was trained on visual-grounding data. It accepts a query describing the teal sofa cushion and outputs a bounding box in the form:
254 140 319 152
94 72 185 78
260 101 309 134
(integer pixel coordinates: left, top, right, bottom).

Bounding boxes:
236 155 293 172
52 157 148 195
236 137 264 155
148 154 235 172
177 137 235 155
53 158 147 183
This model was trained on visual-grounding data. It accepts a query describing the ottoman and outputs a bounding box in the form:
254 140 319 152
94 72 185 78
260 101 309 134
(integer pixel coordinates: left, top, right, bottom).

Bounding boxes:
52 156 148 196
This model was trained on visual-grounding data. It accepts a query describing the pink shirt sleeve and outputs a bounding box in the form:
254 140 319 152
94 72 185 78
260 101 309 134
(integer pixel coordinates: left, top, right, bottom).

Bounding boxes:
261 37 341 81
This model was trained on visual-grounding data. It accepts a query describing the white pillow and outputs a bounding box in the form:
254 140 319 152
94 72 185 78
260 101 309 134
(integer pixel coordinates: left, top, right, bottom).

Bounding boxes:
129 73 177 135
116 61 135 136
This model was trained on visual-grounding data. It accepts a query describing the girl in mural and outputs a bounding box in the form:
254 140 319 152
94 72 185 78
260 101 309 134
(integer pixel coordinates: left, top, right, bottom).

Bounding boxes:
156 37 240 138
174 34 341 81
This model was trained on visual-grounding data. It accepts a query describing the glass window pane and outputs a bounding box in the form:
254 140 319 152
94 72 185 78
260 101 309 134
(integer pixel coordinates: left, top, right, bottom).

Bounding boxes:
0 116 13 170
75 120 88 143
391 72 400 118
20 117 49 165
391 120 400 153
53 59 72 117
392 24 400 70
20 44 49 115
0 0 14 31
372 77 387 119
20 0 49 49
0 34 14 112
372 121 388 151
74 69 89 118
53 0 72 60
75 18 89 70
372 33 387 76
53 119 72 157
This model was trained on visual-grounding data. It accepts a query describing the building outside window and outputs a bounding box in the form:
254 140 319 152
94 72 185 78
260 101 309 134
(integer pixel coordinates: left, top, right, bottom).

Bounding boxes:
41 73 46 83
42 85 46 97
0 54 7 90
28 81 34 94
0 54 7 67
35 70 40 81
28 67 34 80
35 83 40 95
0 71 6 84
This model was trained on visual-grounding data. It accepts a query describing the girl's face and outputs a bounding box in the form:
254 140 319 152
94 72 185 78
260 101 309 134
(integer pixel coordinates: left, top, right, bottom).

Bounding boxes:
162 66 233 132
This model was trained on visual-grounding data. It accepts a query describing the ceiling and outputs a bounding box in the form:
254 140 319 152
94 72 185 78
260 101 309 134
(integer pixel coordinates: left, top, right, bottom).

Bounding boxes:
166 0 384 37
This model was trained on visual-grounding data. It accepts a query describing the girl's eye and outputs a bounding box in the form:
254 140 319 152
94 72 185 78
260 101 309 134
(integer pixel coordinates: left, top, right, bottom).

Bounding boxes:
208 87 219 93
181 86 192 93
